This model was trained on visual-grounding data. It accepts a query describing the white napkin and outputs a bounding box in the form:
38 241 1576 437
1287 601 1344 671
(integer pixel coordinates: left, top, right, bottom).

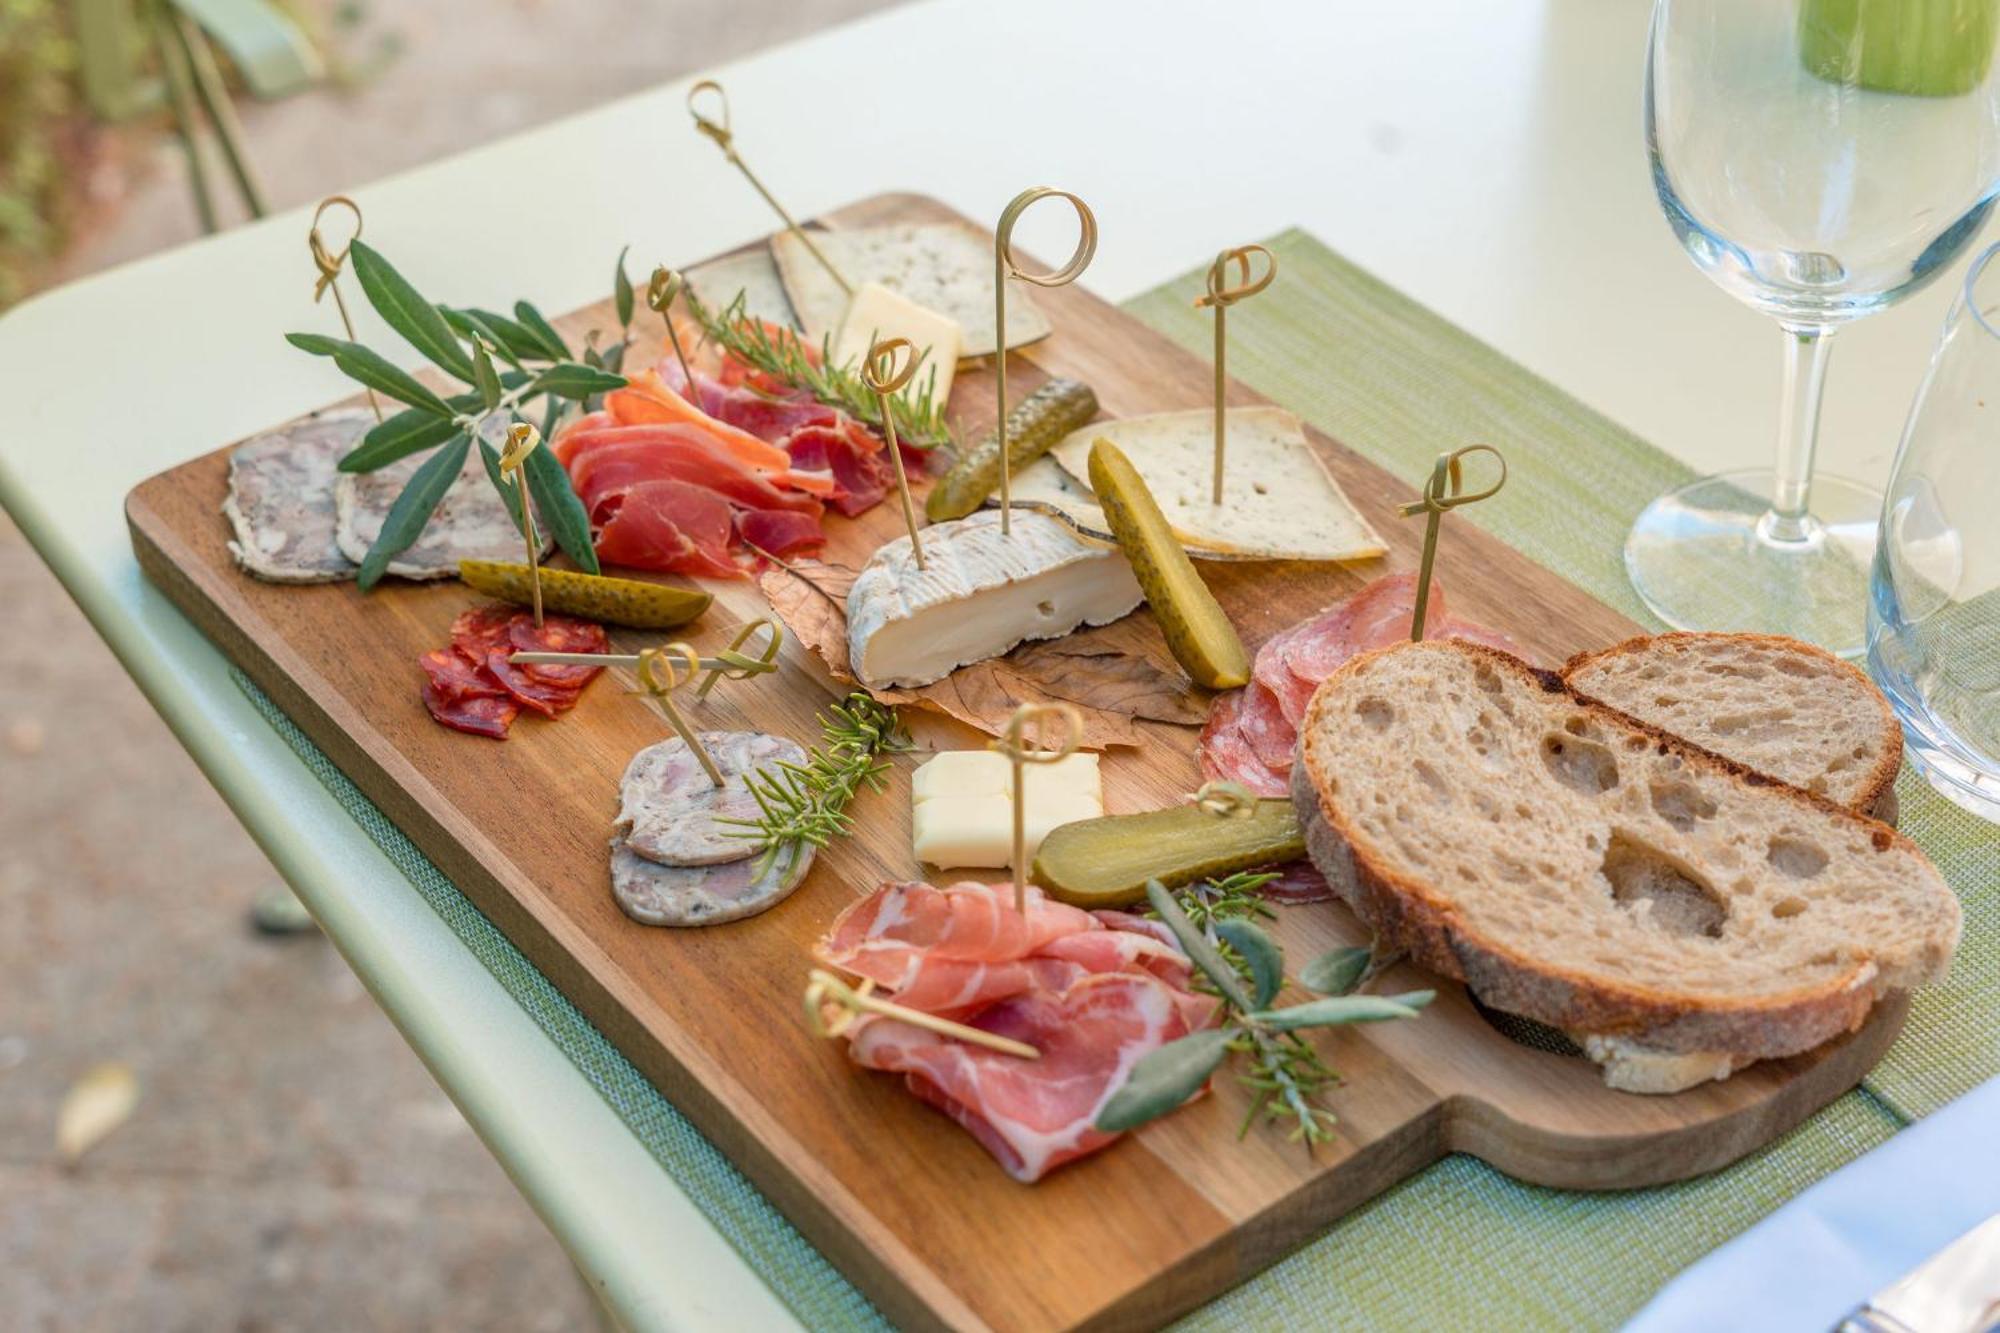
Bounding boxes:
1627 1076 2000 1332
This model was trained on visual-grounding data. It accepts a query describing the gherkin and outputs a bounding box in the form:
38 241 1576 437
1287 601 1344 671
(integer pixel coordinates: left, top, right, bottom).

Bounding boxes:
457 560 710 629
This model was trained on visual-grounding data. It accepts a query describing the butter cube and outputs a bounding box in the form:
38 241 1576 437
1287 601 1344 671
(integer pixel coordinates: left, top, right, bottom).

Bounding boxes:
831 282 963 407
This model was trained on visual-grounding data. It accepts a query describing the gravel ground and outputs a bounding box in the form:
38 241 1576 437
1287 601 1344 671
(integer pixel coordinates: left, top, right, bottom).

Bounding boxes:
4 2 898 1327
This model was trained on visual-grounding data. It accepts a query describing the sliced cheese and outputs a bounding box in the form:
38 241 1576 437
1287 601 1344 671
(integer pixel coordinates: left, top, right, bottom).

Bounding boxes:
830 281 962 407
911 750 1103 869
845 509 1143 689
683 249 800 330
1044 407 1388 563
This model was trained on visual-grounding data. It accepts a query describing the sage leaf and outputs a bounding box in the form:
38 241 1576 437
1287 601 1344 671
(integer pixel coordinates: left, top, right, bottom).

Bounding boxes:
1249 991 1434 1033
613 244 634 331
357 431 470 590
1300 946 1372 997
349 241 476 383
479 437 528 537
286 332 455 417
340 408 461 472
524 439 599 575
1215 919 1284 1009
513 300 569 360
1094 1028 1232 1134
1145 879 1253 1012
531 362 627 401
471 337 502 412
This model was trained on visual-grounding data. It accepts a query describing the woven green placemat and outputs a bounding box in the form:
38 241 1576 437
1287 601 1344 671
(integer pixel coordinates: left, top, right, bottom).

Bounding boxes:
232 230 1995 1331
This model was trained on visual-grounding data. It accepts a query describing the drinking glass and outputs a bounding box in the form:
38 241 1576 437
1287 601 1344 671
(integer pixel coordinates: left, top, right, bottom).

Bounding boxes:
1868 239 2000 822
1639 0 2000 655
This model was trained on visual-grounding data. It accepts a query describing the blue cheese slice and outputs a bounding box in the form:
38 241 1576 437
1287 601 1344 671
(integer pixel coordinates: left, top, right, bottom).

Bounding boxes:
845 509 1143 689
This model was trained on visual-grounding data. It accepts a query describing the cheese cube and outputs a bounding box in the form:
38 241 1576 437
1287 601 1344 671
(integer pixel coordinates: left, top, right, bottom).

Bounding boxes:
831 282 963 407
909 750 1103 870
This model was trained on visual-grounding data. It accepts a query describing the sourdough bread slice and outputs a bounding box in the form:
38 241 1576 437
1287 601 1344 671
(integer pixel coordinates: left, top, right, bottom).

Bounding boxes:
1563 633 1902 821
1293 641 1957 1090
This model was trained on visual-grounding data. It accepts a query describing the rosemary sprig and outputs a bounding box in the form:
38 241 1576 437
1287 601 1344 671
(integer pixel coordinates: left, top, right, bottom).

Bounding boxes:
1098 880 1432 1149
718 694 913 875
1156 871 1279 935
681 287 954 450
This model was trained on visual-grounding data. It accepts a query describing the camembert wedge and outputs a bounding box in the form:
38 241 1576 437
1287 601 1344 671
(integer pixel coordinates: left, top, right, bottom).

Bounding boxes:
845 509 1143 689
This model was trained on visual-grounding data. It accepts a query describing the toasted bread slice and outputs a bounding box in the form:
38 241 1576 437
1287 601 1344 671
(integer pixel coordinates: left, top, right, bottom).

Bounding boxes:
1563 633 1901 821
1293 641 1957 1090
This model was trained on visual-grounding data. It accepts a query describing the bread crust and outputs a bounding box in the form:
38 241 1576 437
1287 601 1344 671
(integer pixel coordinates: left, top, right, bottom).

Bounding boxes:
1296 641 1947 1065
1560 632 1903 820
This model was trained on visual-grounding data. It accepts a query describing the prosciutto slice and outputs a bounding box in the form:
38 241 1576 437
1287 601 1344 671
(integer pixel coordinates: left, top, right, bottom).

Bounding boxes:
845 972 1194 1184
591 479 741 579
565 427 824 521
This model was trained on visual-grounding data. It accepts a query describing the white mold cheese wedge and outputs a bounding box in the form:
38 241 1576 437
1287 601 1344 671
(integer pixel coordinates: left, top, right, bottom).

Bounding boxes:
1044 406 1387 563
830 282 963 407
845 509 1143 689
911 750 1103 869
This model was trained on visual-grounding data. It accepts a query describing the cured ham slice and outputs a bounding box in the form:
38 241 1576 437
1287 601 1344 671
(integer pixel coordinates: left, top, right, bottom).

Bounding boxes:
735 507 825 558
844 972 1194 1183
784 420 893 517
591 479 741 580
564 427 824 521
657 358 840 442
605 370 793 475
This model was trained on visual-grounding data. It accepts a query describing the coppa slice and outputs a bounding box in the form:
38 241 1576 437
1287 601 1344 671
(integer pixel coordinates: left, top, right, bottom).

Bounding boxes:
615 731 809 867
609 839 816 927
222 410 369 583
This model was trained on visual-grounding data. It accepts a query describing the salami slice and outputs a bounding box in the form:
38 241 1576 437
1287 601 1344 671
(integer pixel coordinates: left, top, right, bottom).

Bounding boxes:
451 605 519 664
617 731 810 866
506 614 611 688
486 648 584 718
1251 620 1320 727
419 647 505 702
1436 616 1531 662
610 838 816 927
1257 860 1335 905
1238 681 1299 772
1197 692 1289 798
421 681 519 738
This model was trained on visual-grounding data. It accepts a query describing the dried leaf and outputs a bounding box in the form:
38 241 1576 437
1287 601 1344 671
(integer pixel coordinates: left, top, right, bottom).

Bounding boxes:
57 1062 139 1164
757 557 1200 750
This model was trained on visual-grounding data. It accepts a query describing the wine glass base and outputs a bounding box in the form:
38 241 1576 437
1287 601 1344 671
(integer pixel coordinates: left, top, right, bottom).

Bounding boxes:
1623 469 1880 657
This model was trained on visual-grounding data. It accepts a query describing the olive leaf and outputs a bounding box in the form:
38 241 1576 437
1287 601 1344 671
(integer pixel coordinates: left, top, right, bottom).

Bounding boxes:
447 308 525 374
613 244 635 331
513 300 569 360
1215 919 1285 1009
531 362 627 401
287 333 456 417
1248 991 1435 1033
1300 946 1372 997
357 431 471 590
1145 879 1253 1012
524 440 600 575
349 241 476 383
340 408 461 473
1094 1028 1233 1134
444 306 551 365
478 436 528 536
470 339 503 413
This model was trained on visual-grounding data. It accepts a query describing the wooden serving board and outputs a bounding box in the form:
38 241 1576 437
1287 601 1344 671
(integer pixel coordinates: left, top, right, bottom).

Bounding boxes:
127 194 1903 1333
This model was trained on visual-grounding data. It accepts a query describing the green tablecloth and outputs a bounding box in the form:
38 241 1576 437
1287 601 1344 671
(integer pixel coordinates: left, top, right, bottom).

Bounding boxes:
236 230 1998 1330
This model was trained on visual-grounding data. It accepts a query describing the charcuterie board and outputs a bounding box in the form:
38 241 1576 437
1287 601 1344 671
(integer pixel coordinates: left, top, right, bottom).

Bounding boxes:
126 193 1904 1333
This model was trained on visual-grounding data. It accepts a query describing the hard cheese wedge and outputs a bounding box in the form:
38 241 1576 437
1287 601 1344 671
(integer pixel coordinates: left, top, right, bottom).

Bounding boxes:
1042 407 1387 562
844 509 1143 689
911 749 1103 869
830 281 962 407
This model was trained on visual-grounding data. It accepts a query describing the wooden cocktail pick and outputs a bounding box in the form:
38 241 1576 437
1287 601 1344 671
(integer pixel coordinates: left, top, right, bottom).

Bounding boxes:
686 79 851 295
989 702 1084 916
497 423 545 627
861 336 927 569
510 645 781 680
993 187 1097 536
696 618 784 700
647 265 698 389
1395 445 1508 641
1193 244 1276 505
635 643 724 786
804 969 1039 1059
307 194 382 422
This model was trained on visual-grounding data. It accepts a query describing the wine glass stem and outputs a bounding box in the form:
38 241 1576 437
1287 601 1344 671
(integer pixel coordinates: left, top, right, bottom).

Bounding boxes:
1766 324 1835 545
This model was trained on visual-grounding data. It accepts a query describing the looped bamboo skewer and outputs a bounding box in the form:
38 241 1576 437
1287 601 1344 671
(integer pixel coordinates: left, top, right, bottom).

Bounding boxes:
635 643 725 786
496 423 545 628
696 619 784 700
804 969 1039 1059
988 702 1085 915
1190 780 1258 820
307 194 382 422
646 266 698 390
1193 244 1277 504
1395 444 1508 641
992 187 1098 536
687 79 851 295
860 335 928 569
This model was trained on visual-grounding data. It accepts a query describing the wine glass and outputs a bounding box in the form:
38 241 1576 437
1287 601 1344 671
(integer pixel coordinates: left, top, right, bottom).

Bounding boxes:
1869 239 2000 822
1637 0 2000 655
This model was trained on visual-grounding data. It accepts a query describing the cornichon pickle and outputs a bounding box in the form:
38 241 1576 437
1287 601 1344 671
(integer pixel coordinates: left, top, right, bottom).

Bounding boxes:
1032 799 1305 908
457 560 711 629
925 378 1098 521
1086 439 1251 689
